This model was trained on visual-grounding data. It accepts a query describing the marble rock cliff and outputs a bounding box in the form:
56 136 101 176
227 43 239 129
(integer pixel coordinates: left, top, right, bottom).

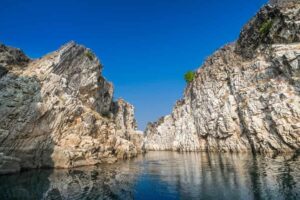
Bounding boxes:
0 42 143 174
144 2 300 153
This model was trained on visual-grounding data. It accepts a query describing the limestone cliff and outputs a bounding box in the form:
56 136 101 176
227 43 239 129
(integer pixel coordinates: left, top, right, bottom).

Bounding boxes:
144 2 300 153
0 42 143 174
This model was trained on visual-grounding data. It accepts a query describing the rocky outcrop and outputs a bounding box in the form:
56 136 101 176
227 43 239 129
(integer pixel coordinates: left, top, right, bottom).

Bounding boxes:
112 99 144 152
236 0 300 59
144 2 300 153
0 44 30 70
0 42 143 173
270 0 299 7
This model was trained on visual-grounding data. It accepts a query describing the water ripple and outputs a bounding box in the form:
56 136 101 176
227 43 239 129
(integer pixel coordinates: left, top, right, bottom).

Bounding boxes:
0 152 299 200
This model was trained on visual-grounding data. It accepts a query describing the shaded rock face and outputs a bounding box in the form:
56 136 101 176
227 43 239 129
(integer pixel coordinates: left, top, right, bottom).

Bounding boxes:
236 2 300 59
0 153 21 175
0 44 30 70
0 42 143 172
144 2 300 153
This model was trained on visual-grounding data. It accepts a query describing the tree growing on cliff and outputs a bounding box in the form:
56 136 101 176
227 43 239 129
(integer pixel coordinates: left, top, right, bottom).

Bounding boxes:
184 71 195 83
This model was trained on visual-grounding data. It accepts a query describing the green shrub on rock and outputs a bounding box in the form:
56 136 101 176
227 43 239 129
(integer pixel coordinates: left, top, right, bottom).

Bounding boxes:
85 51 94 60
259 19 273 35
184 71 195 83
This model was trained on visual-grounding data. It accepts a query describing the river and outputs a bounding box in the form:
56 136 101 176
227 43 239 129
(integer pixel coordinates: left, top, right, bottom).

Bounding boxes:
0 152 299 200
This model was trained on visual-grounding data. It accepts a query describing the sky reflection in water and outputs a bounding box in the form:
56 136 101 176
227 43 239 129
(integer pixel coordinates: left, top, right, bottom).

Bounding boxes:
0 152 299 200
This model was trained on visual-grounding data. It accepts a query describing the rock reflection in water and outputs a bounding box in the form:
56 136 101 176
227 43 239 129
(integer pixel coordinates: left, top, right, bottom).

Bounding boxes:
137 152 300 200
0 152 299 200
0 161 140 200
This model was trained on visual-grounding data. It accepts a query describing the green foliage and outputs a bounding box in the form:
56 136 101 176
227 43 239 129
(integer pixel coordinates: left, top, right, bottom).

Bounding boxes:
259 19 273 35
85 51 94 60
184 71 195 83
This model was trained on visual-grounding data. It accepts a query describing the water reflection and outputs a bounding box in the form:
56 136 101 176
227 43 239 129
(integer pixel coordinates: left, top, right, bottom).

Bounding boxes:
0 162 140 200
0 152 299 200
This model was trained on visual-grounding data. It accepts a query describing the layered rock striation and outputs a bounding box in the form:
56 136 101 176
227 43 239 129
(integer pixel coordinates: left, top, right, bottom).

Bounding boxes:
144 2 300 153
0 42 143 173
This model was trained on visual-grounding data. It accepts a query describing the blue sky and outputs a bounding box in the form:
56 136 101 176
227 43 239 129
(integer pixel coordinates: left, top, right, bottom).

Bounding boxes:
0 0 268 130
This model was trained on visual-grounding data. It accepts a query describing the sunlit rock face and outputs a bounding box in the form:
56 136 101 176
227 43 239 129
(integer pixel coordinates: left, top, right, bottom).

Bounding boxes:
270 0 299 7
144 2 300 153
0 42 143 173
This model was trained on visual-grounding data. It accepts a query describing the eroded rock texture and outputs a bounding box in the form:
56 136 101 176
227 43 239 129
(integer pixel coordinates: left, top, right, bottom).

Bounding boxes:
0 42 143 173
144 2 300 153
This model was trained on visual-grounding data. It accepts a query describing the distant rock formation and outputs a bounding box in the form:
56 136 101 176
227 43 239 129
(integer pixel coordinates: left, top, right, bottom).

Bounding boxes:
144 1 300 153
0 42 143 174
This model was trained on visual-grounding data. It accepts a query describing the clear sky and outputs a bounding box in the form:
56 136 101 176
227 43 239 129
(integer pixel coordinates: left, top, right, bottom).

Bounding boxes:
0 0 268 130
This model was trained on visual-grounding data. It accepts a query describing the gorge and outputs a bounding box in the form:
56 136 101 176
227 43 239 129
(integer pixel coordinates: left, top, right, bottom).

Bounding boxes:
0 0 299 185
0 0 300 199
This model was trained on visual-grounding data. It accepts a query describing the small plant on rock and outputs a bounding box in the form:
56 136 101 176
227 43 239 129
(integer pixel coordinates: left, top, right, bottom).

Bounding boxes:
85 51 94 61
184 71 196 83
259 19 273 36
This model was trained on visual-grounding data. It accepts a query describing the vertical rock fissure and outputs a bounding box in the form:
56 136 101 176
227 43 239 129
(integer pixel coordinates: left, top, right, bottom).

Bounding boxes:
225 66 256 154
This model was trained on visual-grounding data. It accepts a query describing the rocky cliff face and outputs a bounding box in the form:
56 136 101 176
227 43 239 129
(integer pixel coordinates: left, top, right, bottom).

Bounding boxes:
144 2 300 153
270 0 299 7
0 42 143 173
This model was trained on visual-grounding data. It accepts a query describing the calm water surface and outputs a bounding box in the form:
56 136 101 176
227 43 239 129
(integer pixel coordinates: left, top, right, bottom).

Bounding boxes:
0 152 299 200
